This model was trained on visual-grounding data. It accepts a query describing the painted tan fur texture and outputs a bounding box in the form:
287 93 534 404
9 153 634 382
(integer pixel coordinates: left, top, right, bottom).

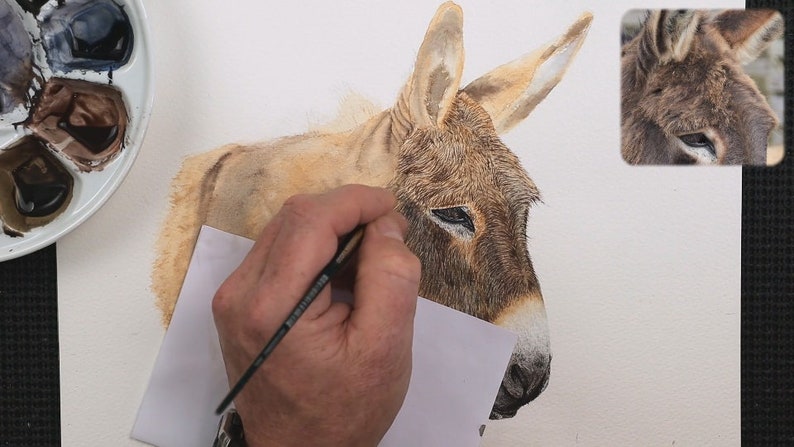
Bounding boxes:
621 9 783 165
153 2 592 419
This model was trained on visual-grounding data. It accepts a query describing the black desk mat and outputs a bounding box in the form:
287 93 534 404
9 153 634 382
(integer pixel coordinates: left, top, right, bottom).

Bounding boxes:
0 0 792 445
743 0 794 444
0 244 59 446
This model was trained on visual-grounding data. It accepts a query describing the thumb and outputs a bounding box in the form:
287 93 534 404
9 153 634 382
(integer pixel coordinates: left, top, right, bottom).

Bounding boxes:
349 212 421 343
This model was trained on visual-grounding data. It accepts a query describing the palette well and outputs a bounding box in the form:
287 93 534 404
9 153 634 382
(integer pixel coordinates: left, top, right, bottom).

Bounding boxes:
0 0 152 261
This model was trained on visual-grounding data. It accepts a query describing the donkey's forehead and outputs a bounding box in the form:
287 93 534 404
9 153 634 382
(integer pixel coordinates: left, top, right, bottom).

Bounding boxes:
399 99 540 207
644 55 774 136
641 41 731 130
647 47 724 88
443 97 537 195
408 147 539 212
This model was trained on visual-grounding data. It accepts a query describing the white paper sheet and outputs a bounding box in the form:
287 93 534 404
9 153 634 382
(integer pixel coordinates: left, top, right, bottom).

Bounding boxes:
131 225 517 447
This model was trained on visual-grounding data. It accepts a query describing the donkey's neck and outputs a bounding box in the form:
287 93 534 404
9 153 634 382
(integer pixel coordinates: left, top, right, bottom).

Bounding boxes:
334 108 407 186
346 109 407 153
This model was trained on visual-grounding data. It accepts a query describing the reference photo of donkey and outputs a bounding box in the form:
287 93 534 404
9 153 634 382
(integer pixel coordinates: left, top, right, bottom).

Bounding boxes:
621 9 784 165
153 2 592 419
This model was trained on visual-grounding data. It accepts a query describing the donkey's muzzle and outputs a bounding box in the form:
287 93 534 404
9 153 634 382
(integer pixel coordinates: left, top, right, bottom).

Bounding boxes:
489 357 550 419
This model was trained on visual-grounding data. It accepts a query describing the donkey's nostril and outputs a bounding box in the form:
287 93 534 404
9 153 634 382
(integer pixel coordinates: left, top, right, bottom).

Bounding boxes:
510 363 531 389
490 359 551 420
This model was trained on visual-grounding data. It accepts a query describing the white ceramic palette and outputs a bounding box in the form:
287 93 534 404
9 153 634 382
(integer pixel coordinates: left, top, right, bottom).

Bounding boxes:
0 0 152 261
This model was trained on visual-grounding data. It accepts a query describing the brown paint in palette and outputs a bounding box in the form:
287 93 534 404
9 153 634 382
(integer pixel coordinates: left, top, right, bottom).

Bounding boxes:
0 135 73 237
27 78 128 172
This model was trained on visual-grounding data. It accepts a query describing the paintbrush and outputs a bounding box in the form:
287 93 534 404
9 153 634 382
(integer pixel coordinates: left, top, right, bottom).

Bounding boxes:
215 225 366 415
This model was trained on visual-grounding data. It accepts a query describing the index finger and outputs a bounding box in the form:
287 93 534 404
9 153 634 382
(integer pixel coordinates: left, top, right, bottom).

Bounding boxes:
247 185 397 319
236 185 394 277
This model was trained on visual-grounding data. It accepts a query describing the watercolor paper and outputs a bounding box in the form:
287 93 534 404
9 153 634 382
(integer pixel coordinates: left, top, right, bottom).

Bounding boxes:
148 2 592 422
56 1 743 445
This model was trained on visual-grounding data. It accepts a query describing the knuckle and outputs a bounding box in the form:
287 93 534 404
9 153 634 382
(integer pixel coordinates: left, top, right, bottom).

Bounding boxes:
211 278 236 318
213 280 273 340
280 193 318 223
385 248 422 284
339 183 367 195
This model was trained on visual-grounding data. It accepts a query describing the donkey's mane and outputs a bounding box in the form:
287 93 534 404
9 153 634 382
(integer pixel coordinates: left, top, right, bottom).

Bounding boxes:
308 92 381 134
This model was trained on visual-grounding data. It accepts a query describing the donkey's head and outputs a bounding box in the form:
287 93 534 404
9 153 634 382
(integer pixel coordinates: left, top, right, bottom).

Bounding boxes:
385 3 591 419
621 9 783 165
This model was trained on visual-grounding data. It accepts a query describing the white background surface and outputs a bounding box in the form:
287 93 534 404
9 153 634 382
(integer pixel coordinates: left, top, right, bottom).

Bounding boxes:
58 0 742 445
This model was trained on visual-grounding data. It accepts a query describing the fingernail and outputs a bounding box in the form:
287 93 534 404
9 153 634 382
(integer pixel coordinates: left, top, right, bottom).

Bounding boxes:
375 217 405 242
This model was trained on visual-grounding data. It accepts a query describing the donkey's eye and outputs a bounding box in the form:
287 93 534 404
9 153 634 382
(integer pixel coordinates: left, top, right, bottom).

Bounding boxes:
678 133 715 155
431 207 475 233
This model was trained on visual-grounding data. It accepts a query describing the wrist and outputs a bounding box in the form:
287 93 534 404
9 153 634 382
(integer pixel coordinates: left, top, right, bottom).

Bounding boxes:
213 409 246 447
239 415 382 447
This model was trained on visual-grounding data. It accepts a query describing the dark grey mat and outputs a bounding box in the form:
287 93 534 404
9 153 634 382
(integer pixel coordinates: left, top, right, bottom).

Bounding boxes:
743 1 793 444
0 244 60 446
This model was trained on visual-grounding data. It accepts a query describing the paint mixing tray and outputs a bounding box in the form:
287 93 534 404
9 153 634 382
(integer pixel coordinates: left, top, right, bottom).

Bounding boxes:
0 0 152 261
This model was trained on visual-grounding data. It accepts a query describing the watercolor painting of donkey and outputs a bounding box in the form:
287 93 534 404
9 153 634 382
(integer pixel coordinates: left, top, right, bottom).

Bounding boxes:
621 9 783 165
153 2 592 419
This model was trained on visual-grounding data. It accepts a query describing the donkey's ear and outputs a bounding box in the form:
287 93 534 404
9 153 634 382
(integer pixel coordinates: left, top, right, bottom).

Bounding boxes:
396 2 464 129
712 9 784 65
463 12 592 134
643 10 702 64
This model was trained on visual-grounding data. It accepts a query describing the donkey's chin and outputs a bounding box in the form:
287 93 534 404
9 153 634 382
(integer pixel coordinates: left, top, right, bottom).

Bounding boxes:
489 361 550 419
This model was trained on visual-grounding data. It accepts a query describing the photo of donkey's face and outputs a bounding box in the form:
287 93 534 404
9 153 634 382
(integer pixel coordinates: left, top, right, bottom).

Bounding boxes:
621 9 783 165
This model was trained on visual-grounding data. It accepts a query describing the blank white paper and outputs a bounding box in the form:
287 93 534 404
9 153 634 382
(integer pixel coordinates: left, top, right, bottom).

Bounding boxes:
131 225 517 447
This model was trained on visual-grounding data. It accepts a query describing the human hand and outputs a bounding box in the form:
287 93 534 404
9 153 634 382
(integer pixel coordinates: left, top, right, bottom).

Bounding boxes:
212 185 421 447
